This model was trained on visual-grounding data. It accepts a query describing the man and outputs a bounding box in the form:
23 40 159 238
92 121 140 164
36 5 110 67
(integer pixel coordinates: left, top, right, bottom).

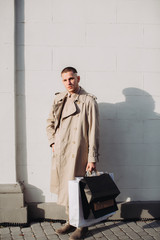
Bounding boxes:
46 67 99 240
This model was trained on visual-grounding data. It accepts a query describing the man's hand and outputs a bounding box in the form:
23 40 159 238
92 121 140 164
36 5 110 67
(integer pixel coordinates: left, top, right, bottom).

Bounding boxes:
52 144 54 152
86 162 96 173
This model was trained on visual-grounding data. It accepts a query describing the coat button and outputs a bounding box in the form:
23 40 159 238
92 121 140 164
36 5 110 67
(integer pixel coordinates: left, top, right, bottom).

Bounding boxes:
72 154 75 158
72 141 76 144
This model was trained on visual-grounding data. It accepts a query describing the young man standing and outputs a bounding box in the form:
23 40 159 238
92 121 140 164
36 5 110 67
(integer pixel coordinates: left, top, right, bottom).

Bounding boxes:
46 67 99 239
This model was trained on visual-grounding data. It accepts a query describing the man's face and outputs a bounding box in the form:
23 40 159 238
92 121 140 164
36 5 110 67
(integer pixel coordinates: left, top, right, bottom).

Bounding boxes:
62 71 80 94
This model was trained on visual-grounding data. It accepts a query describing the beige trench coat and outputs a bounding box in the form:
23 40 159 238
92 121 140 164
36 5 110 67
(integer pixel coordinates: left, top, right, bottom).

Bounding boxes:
46 87 99 208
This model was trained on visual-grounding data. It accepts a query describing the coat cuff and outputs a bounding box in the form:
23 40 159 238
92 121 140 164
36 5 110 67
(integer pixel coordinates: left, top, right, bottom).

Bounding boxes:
48 137 55 147
50 143 55 147
88 152 99 162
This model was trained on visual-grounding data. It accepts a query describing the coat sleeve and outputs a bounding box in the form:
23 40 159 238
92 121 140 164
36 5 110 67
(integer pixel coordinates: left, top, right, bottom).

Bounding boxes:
46 101 56 147
87 98 100 163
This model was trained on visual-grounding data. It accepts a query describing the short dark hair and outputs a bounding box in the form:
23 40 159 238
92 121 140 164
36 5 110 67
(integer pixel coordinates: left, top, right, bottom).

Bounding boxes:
61 66 78 75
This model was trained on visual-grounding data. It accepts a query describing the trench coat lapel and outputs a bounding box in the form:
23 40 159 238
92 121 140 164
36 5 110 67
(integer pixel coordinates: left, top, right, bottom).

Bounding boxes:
54 96 66 130
62 101 77 119
54 90 84 124
62 93 81 119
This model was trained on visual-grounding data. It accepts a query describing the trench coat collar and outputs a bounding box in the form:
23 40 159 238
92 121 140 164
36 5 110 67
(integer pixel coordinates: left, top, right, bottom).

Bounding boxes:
55 87 87 104
54 87 87 125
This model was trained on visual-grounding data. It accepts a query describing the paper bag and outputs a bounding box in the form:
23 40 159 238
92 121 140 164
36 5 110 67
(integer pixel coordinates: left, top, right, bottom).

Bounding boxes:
80 173 120 219
68 177 115 228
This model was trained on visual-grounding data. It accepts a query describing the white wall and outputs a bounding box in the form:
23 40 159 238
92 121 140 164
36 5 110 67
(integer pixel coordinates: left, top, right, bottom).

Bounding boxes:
0 0 16 183
14 0 160 203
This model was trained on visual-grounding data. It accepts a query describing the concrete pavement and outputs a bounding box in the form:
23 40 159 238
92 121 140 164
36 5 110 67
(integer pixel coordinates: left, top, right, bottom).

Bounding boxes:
0 220 160 240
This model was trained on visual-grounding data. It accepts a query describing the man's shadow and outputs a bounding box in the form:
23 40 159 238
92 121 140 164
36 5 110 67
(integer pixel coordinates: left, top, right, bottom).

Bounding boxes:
97 87 160 219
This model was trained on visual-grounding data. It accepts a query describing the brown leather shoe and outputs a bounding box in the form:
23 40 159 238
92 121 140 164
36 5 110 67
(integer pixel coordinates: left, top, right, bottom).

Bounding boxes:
69 227 88 239
56 223 75 234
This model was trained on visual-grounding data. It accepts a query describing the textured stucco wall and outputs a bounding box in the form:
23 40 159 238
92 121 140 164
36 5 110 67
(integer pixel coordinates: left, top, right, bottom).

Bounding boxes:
14 0 160 204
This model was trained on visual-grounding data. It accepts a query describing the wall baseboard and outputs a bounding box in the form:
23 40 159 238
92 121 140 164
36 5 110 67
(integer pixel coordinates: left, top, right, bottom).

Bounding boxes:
27 201 160 222
0 183 27 224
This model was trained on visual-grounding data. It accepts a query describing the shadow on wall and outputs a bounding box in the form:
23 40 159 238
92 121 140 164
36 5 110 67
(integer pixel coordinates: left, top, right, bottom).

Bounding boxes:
15 0 45 217
97 88 160 219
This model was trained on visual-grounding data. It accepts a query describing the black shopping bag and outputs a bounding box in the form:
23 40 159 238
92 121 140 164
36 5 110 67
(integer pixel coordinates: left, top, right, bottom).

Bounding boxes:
79 173 120 219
